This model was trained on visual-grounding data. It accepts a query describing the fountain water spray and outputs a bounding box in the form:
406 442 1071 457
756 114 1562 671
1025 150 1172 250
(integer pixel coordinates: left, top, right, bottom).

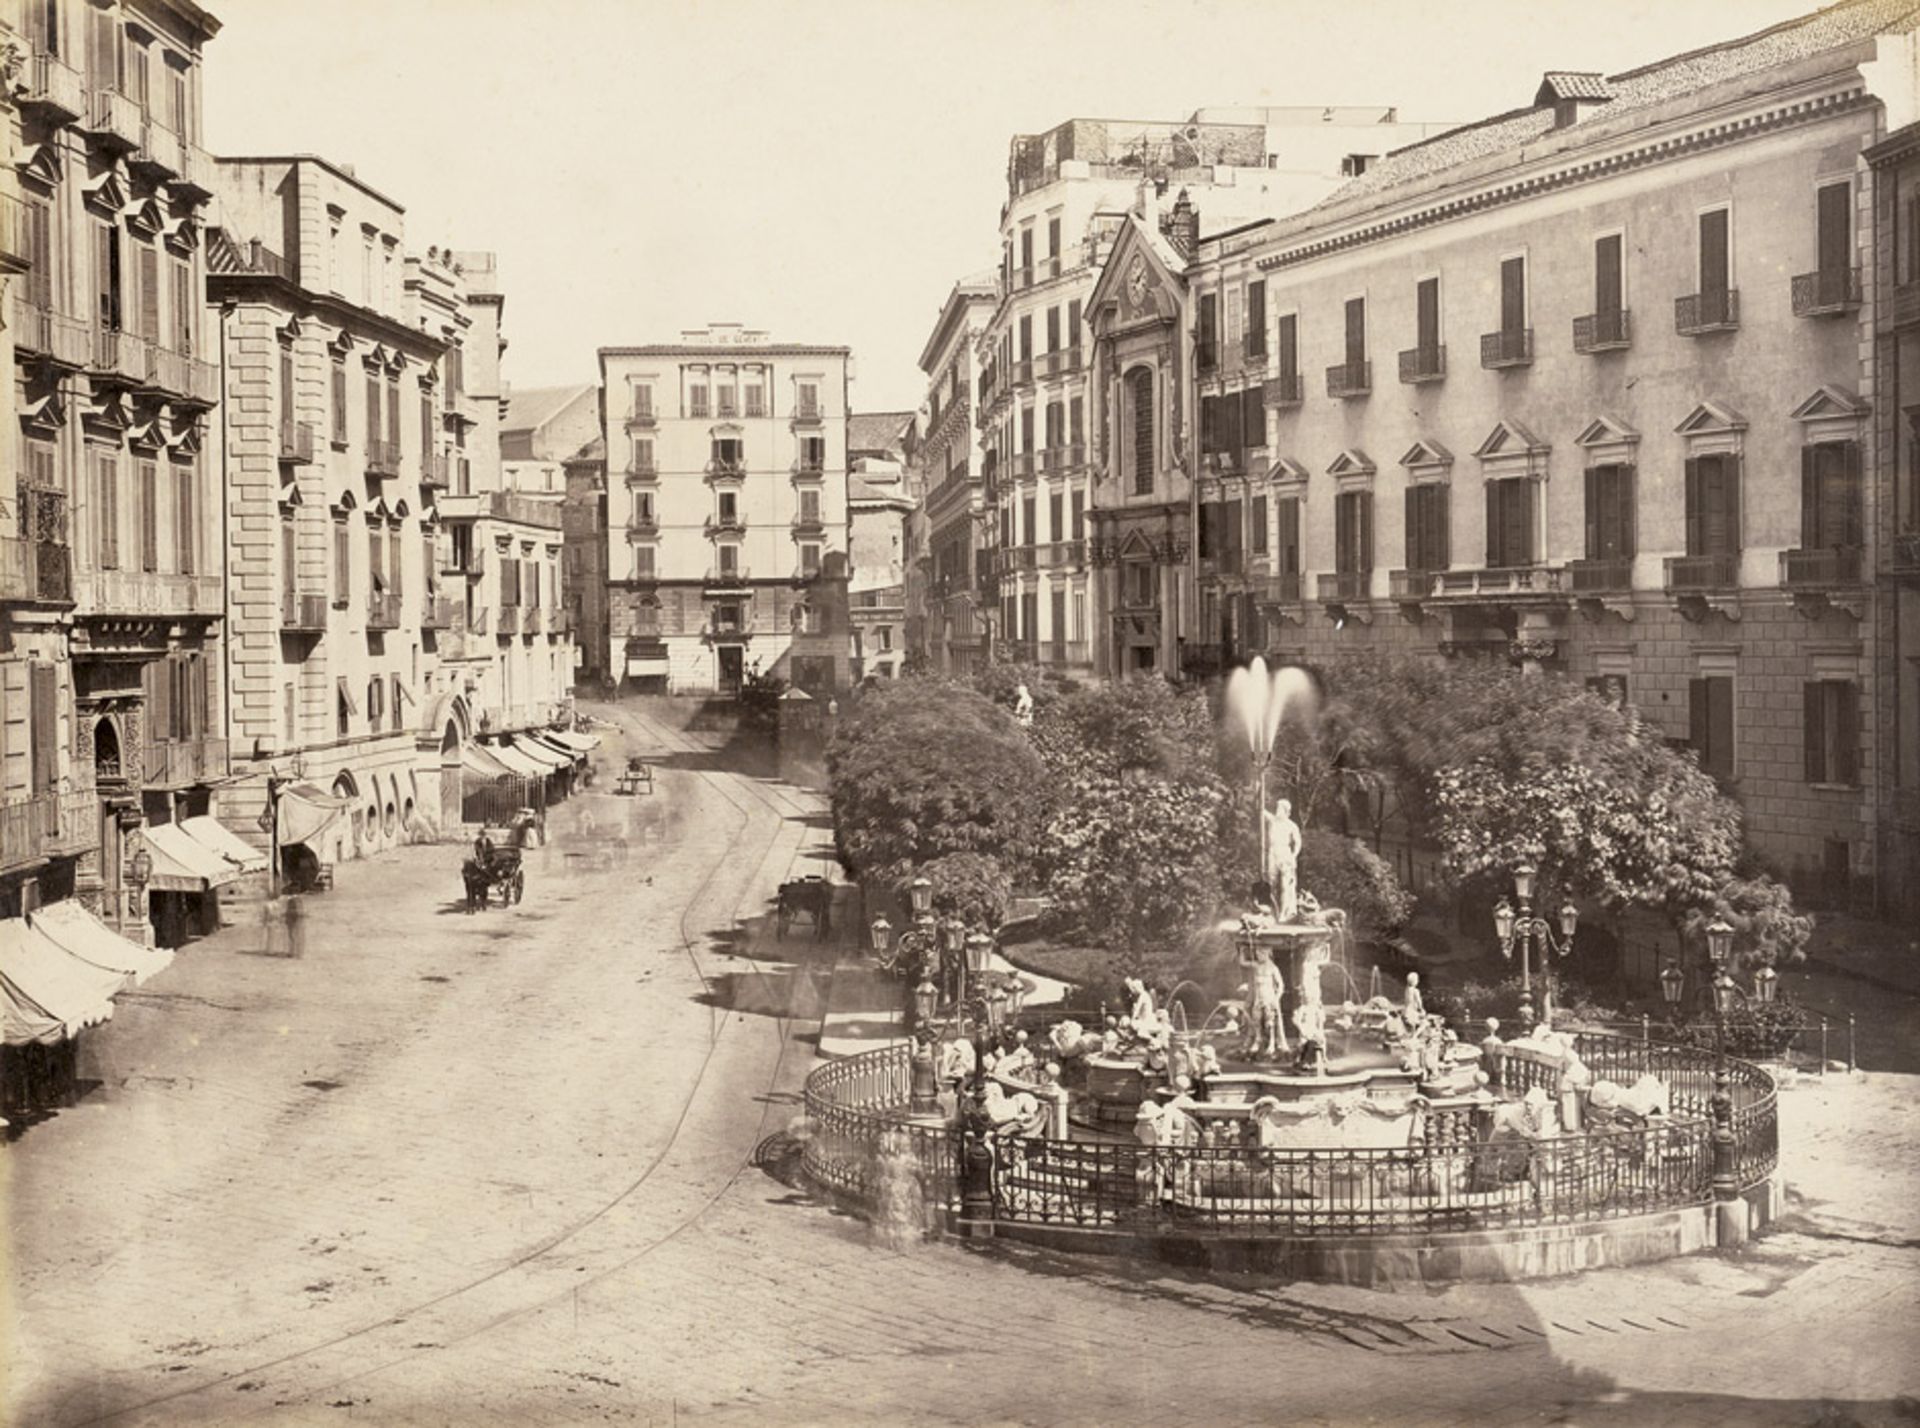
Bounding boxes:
1223 658 1319 881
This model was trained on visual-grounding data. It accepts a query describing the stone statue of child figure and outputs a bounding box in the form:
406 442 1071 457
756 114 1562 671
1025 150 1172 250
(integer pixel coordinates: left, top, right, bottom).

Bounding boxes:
1264 797 1303 923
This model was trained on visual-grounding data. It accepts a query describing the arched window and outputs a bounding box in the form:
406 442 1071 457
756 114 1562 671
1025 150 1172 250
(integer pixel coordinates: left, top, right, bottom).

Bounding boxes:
1127 367 1155 496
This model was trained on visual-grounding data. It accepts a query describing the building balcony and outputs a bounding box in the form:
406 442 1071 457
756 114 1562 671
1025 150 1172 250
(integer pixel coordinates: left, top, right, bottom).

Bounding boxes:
1001 545 1037 572
791 405 823 428
705 458 746 483
790 512 825 535
626 515 659 538
524 606 546 635
1664 552 1741 591
423 596 460 630
1325 360 1371 399
1888 532 1920 583
703 621 754 643
1042 539 1086 568
367 590 401 630
1316 571 1371 603
0 792 98 873
91 327 151 384
143 737 230 791
704 514 747 538
1010 358 1034 388
421 451 449 489
280 590 328 632
1430 565 1565 601
1568 558 1634 593
1263 572 1303 604
84 86 145 149
1398 344 1446 384
0 193 29 275
1009 451 1037 481
1389 568 1442 601
1264 373 1305 408
79 571 221 617
496 605 522 636
705 566 751 590
132 118 184 180
790 460 825 482
626 409 658 430
366 438 401 479
1791 268 1861 317
625 462 659 486
278 420 317 465
1573 309 1632 353
0 536 75 605
23 53 87 121
11 296 92 368
1480 328 1533 369
1780 546 1862 588
176 144 216 201
144 344 216 403
1675 290 1739 335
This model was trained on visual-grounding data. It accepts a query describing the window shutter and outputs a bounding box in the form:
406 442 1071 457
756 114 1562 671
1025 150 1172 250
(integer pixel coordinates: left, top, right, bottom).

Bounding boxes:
1360 491 1374 572
1584 468 1599 560
140 461 157 572
1621 467 1637 559
1220 389 1242 456
1500 257 1526 333
1243 388 1264 450
30 663 58 797
1690 679 1710 757
1485 479 1502 567
1804 683 1825 782
1278 314 1297 379
1801 446 1819 547
1836 682 1859 785
139 243 159 343
1416 276 1439 351
1843 441 1864 547
387 378 401 455
366 373 380 448
1252 494 1268 554
1344 297 1365 365
1246 282 1266 355
1726 457 1742 554
1710 679 1734 780
1406 484 1420 569
1595 234 1623 315
94 223 115 330
1684 458 1702 556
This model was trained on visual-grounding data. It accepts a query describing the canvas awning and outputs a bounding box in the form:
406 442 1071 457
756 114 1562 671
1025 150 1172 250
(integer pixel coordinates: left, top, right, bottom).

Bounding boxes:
511 735 571 771
180 816 269 877
1 915 124 1046
544 729 600 754
31 899 173 987
138 822 239 893
279 782 349 849
461 742 518 782
625 655 670 677
486 740 548 779
531 733 588 766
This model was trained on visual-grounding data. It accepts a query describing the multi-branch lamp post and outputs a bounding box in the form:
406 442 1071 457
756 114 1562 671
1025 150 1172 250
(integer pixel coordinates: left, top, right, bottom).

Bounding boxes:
1491 862 1578 1027
870 876 998 1120
1659 916 1774 1211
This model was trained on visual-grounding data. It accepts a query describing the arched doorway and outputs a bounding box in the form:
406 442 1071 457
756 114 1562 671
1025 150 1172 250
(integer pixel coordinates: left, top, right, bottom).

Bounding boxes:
92 716 127 930
331 771 360 858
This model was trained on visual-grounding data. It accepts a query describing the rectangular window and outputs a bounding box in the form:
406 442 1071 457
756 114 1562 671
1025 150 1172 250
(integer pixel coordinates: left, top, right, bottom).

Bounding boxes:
1804 679 1859 784
1046 306 1060 353
800 543 820 578
800 435 824 469
386 375 401 457
1689 675 1735 782
1334 490 1373 575
1047 216 1060 259
1048 491 1063 543
171 259 191 355
632 545 655 579
420 393 434 466
1584 464 1636 560
1485 477 1535 568
1018 314 1032 362
94 222 120 332
711 437 742 468
1596 233 1624 315
1277 497 1301 579
1801 441 1863 548
744 381 764 417
331 361 348 445
797 380 819 417
717 490 737 523
1343 297 1366 365
1277 313 1298 381
29 662 58 797
1246 281 1267 358
173 458 194 573
1251 494 1269 555
1069 397 1084 448
365 372 381 449
96 452 120 570
334 521 350 603
1684 455 1741 556
1197 292 1218 370
24 198 52 310
1020 405 1035 456
1067 298 1082 350
135 241 158 344
688 381 708 418
1405 482 1449 572
1699 208 1731 297
1416 276 1440 354
716 382 737 418
1241 387 1265 451
1071 489 1085 541
1816 181 1851 278
799 487 820 522
632 382 654 418
1019 227 1033 276
718 544 739 576
1499 256 1526 333
138 458 158 571
1022 495 1036 546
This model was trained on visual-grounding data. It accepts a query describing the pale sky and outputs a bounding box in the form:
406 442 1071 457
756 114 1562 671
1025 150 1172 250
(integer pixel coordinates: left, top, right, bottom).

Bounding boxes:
203 0 1812 415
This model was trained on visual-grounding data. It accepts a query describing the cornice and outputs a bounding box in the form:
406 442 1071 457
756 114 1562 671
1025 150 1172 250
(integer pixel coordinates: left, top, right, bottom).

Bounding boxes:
1257 85 1875 275
207 271 449 358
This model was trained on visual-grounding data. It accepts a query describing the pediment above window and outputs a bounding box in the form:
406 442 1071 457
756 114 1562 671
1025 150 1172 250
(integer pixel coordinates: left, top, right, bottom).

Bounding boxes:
82 169 129 218
1791 386 1868 446
329 329 356 358
16 143 62 191
1267 455 1310 486
127 414 167 450
1326 448 1376 487
82 388 132 434
122 196 166 239
1575 413 1639 467
278 481 304 512
363 497 392 523
385 349 409 376
162 213 200 254
1675 399 1746 457
332 490 360 517
709 422 745 438
167 415 203 453
390 497 411 522
1118 529 1158 561
1398 438 1453 475
363 344 391 372
19 389 68 431
1474 419 1549 478
279 315 305 344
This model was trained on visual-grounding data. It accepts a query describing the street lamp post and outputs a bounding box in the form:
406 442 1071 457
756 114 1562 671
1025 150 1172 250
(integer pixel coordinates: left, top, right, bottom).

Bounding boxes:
1491 863 1578 1027
1703 916 1739 1209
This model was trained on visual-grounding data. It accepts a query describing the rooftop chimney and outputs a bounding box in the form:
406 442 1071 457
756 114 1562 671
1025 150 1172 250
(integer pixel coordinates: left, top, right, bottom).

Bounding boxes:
1535 72 1614 130
1164 189 1197 260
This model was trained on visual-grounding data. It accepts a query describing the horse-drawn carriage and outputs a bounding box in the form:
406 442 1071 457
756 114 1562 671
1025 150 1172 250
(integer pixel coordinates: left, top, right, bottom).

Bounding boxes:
776 875 833 940
463 810 537 911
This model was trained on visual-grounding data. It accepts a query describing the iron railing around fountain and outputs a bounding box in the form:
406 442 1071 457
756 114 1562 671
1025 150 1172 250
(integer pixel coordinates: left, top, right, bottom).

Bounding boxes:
799 1030 1775 1238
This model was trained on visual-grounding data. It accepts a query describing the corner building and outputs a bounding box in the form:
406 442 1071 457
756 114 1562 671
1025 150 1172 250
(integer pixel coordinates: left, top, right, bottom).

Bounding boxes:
1092 0 1920 908
599 328 851 695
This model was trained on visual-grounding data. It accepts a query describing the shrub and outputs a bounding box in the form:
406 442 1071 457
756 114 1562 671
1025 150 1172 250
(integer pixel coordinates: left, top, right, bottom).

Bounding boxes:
1298 829 1415 948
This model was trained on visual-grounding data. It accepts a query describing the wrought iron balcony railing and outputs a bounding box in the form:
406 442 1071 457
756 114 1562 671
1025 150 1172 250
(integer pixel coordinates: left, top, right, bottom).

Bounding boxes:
1325 360 1371 399
1675 290 1739 335
1573 309 1632 353
1568 558 1633 593
1665 552 1741 590
1779 546 1862 587
1317 570 1371 602
1480 328 1533 369
281 590 328 631
1264 373 1305 407
11 295 92 367
366 438 401 478
23 54 87 120
1398 344 1446 384
367 590 402 629
1791 268 1862 317
278 421 316 464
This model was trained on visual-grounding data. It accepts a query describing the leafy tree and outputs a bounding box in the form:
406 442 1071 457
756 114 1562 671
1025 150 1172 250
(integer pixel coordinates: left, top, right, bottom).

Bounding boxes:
912 851 1013 931
1298 828 1414 949
826 678 1049 895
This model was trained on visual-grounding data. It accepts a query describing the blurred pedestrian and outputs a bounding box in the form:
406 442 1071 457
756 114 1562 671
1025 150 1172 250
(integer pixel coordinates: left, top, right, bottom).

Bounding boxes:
284 893 307 958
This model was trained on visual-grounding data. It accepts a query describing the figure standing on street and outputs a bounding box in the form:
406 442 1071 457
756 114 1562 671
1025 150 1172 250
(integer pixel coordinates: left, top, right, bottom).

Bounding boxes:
283 894 307 959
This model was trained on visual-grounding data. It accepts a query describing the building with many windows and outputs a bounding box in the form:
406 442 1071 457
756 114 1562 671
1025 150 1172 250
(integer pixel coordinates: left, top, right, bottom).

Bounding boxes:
12 0 225 946
912 275 996 675
561 434 607 690
978 108 1452 676
598 327 852 695
1089 0 1920 907
207 154 456 863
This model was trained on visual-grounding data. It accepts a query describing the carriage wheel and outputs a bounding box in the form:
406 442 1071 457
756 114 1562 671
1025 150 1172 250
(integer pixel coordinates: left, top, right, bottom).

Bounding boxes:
511 870 525 905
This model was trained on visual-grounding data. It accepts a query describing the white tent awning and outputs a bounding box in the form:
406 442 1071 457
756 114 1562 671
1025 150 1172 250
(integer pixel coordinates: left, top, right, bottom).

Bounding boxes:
180 816 268 877
31 899 173 987
139 822 240 893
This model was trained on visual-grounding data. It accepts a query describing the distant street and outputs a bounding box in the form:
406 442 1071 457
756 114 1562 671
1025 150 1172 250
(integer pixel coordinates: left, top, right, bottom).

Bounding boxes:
5 702 1918 1427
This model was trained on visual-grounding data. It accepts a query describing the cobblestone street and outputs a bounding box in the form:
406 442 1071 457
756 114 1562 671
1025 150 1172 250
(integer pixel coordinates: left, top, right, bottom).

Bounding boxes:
4 706 1917 1427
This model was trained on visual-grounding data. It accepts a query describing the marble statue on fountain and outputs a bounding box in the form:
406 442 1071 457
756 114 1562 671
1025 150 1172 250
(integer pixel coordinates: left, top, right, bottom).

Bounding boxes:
1264 796 1303 923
